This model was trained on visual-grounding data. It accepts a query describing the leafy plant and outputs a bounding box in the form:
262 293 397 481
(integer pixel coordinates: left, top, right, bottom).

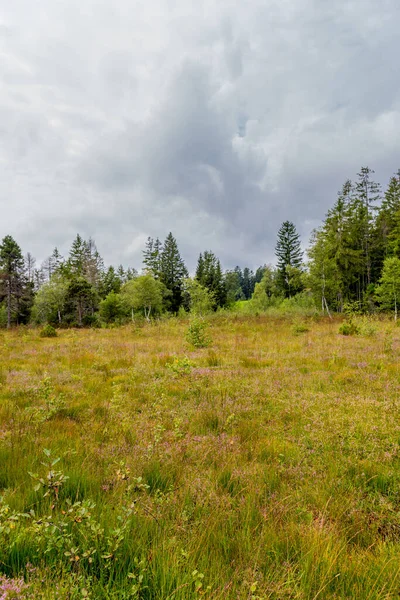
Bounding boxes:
40 324 57 338
338 321 360 336
186 318 211 348
29 449 69 502
292 321 309 335
166 356 194 376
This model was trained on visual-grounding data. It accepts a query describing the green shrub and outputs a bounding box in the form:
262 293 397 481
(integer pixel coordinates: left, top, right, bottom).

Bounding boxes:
40 324 57 338
186 318 211 348
279 291 317 315
166 356 194 376
292 321 310 335
338 321 360 336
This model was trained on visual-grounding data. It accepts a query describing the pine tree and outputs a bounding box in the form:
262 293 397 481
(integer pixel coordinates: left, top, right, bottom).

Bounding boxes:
143 237 162 278
275 221 303 297
371 172 400 280
159 233 188 312
308 180 364 312
66 234 86 276
101 266 122 296
375 256 400 321
195 251 226 308
241 267 254 300
50 247 64 273
0 235 27 327
195 253 205 282
353 166 381 287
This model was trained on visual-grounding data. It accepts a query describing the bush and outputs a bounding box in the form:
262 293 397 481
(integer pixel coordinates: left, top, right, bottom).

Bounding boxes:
99 292 125 324
40 324 57 338
279 291 317 315
186 318 211 348
82 314 101 328
338 321 360 336
292 321 310 335
166 356 194 375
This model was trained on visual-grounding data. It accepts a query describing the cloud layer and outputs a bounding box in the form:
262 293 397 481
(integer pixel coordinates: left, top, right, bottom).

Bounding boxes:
1 0 400 270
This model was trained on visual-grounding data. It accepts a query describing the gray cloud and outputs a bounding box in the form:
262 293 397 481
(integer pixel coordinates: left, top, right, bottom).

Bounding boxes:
1 0 400 272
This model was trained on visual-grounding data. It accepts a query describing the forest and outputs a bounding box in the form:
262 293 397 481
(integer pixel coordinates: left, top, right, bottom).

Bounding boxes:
1 166 400 328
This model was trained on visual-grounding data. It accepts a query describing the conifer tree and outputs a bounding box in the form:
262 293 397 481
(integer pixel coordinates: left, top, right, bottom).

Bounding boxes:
159 233 188 312
102 266 122 296
143 237 162 278
275 221 303 297
195 251 226 308
353 166 381 287
371 171 400 280
308 180 363 311
66 234 86 276
0 235 27 327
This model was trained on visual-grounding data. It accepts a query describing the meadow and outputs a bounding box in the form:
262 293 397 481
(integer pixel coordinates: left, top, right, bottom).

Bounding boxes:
1 314 400 598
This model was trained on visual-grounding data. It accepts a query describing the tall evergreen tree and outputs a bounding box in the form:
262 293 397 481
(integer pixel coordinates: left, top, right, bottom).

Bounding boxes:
308 180 364 311
101 266 122 296
159 233 188 312
275 221 303 297
0 235 27 327
143 237 162 278
195 251 226 308
371 171 400 280
353 166 381 287
66 234 86 276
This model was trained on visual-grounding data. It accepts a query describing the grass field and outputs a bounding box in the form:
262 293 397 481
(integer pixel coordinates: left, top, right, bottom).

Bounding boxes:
1 314 400 598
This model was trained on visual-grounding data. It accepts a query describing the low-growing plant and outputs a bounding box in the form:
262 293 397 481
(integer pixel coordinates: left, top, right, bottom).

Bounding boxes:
339 321 360 335
29 448 69 502
0 574 30 599
292 321 309 335
338 320 360 336
40 324 57 338
166 356 194 376
25 376 66 423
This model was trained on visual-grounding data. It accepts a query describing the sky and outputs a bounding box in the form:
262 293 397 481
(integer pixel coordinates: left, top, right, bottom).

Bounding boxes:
1 0 400 272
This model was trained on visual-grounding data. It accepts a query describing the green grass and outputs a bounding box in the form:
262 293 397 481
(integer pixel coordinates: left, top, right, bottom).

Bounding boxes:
1 314 400 598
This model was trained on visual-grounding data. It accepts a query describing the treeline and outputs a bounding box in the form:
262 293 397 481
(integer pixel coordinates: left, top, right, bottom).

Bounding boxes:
0 231 267 327
1 166 400 327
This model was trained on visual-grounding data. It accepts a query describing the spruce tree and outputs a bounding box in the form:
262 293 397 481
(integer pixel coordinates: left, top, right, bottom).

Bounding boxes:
159 233 188 312
308 180 365 311
0 235 27 327
66 234 86 276
195 251 226 308
143 237 162 278
353 166 381 287
275 221 303 297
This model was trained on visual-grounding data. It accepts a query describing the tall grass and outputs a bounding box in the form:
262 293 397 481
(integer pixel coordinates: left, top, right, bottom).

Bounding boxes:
0 315 400 597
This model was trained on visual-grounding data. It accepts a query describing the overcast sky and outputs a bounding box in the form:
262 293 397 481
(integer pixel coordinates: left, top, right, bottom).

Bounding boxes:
1 0 400 272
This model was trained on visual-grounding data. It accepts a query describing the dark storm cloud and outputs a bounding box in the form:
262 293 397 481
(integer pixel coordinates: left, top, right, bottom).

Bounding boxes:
1 0 400 271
